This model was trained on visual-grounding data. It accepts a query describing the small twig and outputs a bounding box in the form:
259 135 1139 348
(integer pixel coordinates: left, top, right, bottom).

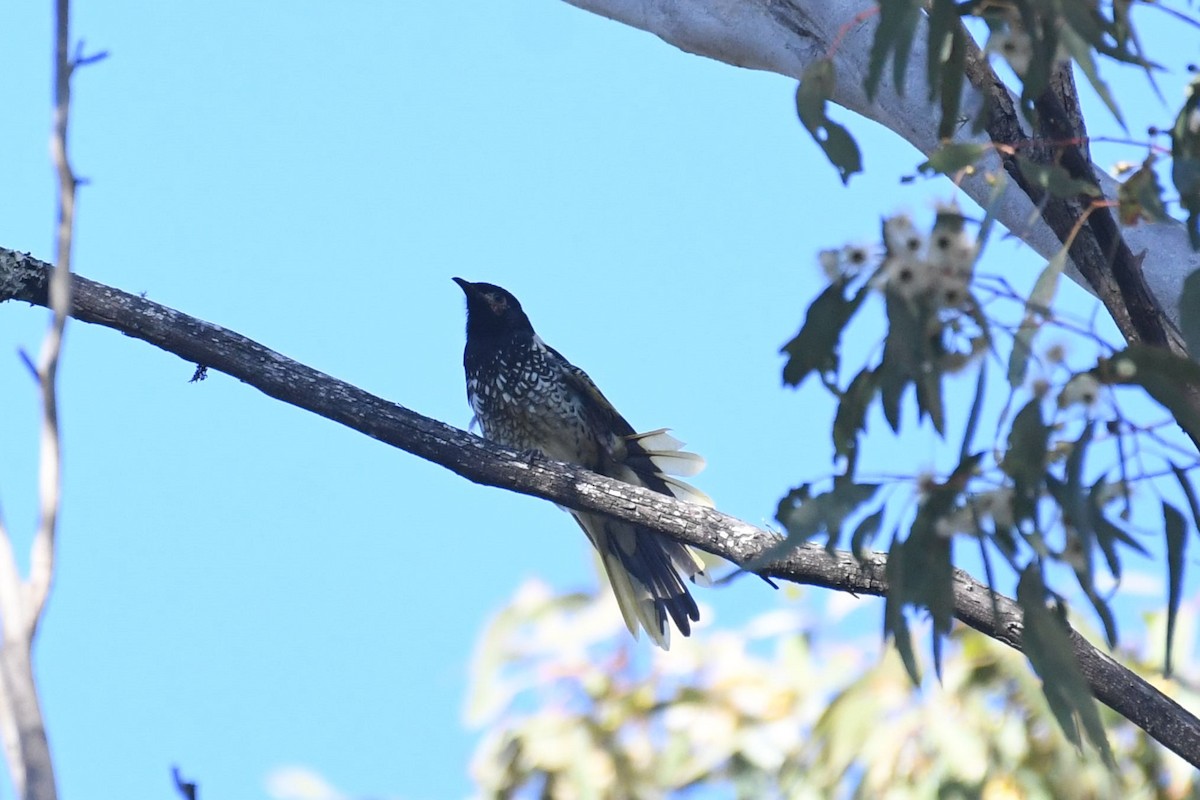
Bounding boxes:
70 40 108 69
15 351 38 382
824 5 878 60
171 766 198 800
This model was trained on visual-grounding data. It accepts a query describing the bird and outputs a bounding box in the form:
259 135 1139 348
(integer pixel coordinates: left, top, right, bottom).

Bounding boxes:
453 277 713 649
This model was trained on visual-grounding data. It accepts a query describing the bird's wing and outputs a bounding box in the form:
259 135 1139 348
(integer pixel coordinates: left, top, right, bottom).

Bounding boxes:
542 340 714 507
540 340 635 436
541 338 713 646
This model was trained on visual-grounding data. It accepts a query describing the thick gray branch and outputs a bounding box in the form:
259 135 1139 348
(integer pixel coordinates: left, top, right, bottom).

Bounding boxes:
2 247 1198 766
562 0 1200 330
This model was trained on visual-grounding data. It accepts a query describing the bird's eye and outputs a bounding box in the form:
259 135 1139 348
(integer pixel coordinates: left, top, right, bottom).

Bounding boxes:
485 294 508 314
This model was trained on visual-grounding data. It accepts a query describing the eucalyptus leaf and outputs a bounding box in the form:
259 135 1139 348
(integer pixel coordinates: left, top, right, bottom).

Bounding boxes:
1089 479 1128 579
1163 500 1187 677
1180 269 1200 361
1171 76 1200 249
888 478 960 680
1001 398 1048 529
959 362 987 462
866 0 922 101
850 507 885 562
796 60 863 185
1008 318 1038 388
1058 24 1124 128
1027 244 1070 314
781 277 870 387
1016 567 1115 764
879 291 943 434
884 531 922 685
832 367 878 475
918 143 987 176
775 480 881 553
1015 155 1102 200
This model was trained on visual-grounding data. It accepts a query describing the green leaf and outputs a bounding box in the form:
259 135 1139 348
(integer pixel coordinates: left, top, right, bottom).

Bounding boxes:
775 480 881 553
1059 0 1160 71
1104 346 1200 448
796 60 864 185
916 356 946 436
832 367 878 475
925 0 956 101
974 165 1008 256
1001 398 1048 530
1166 461 1200 678
925 0 968 140
866 0 922 101
1163 500 1187 678
1057 23 1124 128
959 362 986 463
935 14 967 141
917 142 988 177
781 277 870 387
889 476 961 680
1008 245 1069 388
1171 77 1200 249
1088 478 1143 579
1012 4 1056 117
1028 244 1070 314
1015 155 1102 200
879 294 917 431
1044 425 1091 553
1044 423 1119 648
1180 269 1200 361
884 530 922 685
1172 463 1200 542
1016 567 1114 765
850 507 885 562
879 291 944 434
1007 318 1038 388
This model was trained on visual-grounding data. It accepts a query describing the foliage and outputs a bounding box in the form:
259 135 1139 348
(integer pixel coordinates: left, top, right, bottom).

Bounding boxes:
778 203 1200 757
795 59 863 185
467 581 1200 799
802 1 1200 247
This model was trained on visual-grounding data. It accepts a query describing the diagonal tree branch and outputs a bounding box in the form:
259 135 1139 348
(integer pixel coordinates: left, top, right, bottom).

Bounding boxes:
560 0 1200 329
2 247 1198 767
957 44 1200 453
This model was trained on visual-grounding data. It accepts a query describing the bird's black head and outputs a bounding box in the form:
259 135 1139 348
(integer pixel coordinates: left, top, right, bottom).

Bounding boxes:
454 278 535 340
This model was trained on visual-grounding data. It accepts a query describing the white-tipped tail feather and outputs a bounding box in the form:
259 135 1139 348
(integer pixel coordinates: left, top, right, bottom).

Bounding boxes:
567 428 714 649
625 429 714 507
626 428 707 477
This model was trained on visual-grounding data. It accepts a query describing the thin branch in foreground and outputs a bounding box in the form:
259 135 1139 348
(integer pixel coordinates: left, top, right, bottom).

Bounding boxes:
0 1 89 798
33 0 78 633
1 249 1198 767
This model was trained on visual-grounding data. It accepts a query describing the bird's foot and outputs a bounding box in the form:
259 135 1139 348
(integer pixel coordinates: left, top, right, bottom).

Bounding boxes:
518 448 544 464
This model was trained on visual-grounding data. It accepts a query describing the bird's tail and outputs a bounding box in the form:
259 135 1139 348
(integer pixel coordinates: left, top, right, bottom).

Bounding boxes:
574 429 713 649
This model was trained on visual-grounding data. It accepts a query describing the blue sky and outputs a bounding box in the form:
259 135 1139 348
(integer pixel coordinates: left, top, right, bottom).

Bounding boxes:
1 3 1197 798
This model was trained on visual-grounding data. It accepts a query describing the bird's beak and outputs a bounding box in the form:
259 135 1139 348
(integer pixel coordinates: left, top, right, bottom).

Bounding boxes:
453 277 477 298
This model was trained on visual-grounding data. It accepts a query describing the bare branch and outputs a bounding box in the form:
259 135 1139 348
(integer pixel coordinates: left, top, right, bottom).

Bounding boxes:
33 0 76 634
0 0 82 797
2 249 1197 767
